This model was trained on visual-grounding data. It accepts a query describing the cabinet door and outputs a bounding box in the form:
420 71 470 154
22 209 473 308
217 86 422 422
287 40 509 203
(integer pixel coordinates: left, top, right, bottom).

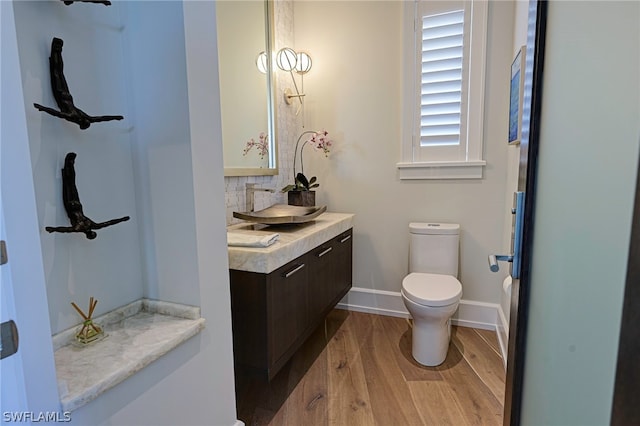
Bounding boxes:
307 241 336 320
332 229 353 302
267 256 309 366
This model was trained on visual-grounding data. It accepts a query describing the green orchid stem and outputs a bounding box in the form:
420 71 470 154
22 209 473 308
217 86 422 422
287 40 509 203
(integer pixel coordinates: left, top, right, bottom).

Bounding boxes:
293 130 318 183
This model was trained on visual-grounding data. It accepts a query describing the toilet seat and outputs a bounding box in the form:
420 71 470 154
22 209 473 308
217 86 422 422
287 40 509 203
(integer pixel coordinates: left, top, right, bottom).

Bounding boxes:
402 273 462 307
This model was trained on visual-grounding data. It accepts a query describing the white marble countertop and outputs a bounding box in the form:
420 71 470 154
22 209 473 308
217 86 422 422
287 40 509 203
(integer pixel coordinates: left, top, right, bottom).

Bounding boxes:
227 212 354 273
53 299 205 412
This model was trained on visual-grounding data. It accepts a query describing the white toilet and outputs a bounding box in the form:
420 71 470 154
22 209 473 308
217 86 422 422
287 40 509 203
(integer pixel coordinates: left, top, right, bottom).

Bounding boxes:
401 222 462 366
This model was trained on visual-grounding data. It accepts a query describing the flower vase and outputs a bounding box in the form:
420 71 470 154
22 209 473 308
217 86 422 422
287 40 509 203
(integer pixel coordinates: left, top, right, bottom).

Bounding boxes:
288 190 316 207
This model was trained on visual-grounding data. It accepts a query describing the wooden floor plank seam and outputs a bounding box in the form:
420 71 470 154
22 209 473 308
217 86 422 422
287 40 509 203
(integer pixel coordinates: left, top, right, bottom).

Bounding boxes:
472 328 504 359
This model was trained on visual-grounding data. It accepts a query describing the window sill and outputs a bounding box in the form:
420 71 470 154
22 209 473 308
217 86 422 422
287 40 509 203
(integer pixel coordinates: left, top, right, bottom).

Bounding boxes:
397 160 486 180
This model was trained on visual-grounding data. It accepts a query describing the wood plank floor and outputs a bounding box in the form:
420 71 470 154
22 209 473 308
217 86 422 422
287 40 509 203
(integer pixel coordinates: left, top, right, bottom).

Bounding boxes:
235 310 505 426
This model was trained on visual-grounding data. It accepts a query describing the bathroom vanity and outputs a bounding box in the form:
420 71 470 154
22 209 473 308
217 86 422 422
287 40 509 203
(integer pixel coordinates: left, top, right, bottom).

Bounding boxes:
228 213 354 380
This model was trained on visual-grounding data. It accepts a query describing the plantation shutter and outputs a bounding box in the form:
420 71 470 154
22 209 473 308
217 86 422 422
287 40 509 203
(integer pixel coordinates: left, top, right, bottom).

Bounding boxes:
420 10 465 148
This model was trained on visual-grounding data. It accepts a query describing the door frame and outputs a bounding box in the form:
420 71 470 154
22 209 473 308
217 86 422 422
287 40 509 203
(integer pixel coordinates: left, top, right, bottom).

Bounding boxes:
0 205 28 419
503 1 548 424
1 0 60 415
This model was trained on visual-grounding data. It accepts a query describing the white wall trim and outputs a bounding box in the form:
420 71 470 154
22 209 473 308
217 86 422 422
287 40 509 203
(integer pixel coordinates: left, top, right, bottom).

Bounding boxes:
453 299 498 331
397 161 486 180
337 287 500 331
497 304 509 369
337 287 410 318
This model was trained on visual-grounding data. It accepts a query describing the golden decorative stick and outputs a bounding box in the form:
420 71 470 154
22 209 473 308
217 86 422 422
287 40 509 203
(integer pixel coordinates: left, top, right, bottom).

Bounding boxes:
71 302 88 319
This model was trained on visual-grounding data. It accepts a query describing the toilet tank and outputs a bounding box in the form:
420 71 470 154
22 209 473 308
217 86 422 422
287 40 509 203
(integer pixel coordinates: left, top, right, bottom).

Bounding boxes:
409 223 460 276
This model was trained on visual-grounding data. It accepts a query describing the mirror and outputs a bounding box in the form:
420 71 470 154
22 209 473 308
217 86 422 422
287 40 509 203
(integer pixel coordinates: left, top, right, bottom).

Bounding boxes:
217 0 277 176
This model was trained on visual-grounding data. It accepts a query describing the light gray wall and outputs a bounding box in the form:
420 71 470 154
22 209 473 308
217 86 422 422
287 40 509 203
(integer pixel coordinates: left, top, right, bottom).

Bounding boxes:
521 1 640 424
121 1 200 305
293 1 515 304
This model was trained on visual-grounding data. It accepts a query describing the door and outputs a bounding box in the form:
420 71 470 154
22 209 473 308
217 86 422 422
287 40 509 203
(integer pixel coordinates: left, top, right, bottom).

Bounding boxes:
520 2 639 424
505 1 640 423
502 1 548 424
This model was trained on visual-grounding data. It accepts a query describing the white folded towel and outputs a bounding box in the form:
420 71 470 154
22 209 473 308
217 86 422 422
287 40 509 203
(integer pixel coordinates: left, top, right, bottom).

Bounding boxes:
227 232 279 248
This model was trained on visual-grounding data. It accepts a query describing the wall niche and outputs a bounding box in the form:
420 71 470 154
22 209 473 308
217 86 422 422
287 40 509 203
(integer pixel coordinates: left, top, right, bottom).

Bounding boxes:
13 0 205 411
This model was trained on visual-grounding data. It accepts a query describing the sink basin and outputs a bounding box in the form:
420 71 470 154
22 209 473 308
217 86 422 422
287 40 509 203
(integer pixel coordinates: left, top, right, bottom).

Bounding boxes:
233 204 327 225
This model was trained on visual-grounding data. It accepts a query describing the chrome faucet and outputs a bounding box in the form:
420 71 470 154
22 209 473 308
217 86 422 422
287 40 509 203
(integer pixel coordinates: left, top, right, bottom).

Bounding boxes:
246 183 275 212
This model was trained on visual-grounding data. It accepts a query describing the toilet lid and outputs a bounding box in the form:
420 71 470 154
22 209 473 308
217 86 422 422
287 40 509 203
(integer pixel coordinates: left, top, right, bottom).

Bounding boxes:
402 273 462 307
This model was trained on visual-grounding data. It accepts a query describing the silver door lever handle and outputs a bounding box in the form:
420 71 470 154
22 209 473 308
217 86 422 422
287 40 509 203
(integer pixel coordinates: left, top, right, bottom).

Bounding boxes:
488 254 513 272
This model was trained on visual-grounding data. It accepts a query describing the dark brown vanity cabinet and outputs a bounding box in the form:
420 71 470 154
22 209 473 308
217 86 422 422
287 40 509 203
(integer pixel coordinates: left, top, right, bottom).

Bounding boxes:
307 230 353 320
267 257 309 366
230 228 353 380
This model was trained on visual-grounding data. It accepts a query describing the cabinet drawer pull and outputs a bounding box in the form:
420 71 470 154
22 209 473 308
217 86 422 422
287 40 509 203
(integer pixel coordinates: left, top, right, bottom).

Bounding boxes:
284 263 305 278
317 247 333 258
340 235 352 243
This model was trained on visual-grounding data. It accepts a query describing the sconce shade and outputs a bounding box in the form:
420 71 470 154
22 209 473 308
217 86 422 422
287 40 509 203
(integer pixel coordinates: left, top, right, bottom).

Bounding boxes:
276 47 297 71
276 47 313 124
256 51 268 74
296 51 312 74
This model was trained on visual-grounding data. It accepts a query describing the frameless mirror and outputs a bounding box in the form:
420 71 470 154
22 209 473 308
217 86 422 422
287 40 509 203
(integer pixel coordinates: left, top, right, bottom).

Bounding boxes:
217 0 277 176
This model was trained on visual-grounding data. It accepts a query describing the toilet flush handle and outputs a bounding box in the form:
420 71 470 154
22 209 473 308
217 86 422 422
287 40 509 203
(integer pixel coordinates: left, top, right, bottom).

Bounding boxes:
488 254 513 272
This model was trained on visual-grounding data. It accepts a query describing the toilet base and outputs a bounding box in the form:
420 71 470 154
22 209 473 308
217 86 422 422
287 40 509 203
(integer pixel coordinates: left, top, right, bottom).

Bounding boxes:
402 292 459 367
411 317 451 366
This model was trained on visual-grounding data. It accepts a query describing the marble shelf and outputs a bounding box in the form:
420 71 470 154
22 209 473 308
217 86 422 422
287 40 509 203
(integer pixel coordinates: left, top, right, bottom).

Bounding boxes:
227 212 354 274
53 299 205 412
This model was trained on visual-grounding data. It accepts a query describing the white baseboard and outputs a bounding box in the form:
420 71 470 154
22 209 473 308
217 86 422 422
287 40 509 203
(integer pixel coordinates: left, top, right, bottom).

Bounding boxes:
337 286 500 331
337 287 410 318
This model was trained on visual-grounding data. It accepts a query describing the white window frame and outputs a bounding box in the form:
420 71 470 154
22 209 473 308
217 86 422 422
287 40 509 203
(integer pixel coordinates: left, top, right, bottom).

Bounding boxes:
398 0 488 180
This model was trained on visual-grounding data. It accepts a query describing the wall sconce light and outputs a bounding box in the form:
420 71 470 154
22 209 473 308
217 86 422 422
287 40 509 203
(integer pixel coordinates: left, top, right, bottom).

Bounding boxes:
256 51 268 74
276 47 297 72
276 47 313 119
296 51 312 74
